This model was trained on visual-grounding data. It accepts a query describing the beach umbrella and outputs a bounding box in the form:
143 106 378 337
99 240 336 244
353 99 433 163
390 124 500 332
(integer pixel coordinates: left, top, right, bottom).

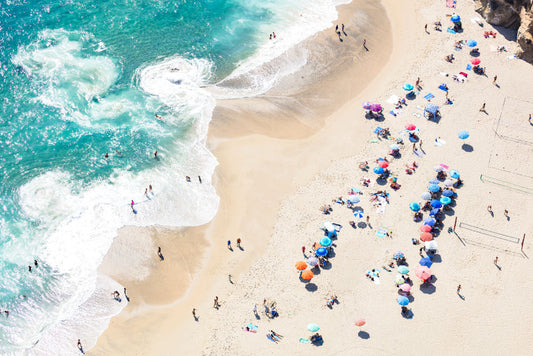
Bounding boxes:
316 247 328 257
405 123 416 131
434 166 444 172
431 200 442 209
307 257 318 267
458 130 470 139
373 166 384 174
301 270 314 280
348 196 361 204
307 323 320 332
450 15 461 23
389 144 399 150
420 225 432 232
429 178 440 184
393 251 404 259
354 318 366 327
400 283 411 292
444 179 454 187
398 266 409 274
378 161 389 168
397 296 410 306
395 275 405 285
467 40 477 47
323 221 335 232
328 230 337 238
415 265 432 280
420 232 433 242
403 84 414 91
449 169 460 179
421 191 432 200
409 202 421 212
471 58 480 65
423 217 436 226
370 104 382 112
362 101 372 109
425 240 438 250
320 237 332 247
428 184 440 193
440 196 452 205
295 261 308 271
442 190 454 197
419 257 433 268
354 210 364 218
429 208 440 216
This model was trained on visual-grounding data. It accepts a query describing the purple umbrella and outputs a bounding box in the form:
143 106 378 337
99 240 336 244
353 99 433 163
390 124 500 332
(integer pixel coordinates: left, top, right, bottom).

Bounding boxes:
370 104 382 112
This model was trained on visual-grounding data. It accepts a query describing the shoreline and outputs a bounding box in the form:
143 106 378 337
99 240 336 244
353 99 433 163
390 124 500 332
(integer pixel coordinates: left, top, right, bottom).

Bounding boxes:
91 0 533 354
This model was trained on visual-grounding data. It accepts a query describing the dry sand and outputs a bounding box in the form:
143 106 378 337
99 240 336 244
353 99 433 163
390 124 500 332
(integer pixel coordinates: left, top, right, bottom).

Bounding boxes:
91 0 533 354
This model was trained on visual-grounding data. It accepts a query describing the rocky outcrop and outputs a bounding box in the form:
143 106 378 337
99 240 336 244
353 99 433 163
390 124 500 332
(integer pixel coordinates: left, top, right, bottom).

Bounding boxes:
475 0 533 62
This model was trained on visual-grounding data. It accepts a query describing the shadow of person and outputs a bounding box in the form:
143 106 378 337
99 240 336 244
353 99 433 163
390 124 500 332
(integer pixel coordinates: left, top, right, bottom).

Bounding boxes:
458 293 465 301
238 245 245 251
364 45 369 51
194 315 199 322
358 331 370 339
158 252 165 261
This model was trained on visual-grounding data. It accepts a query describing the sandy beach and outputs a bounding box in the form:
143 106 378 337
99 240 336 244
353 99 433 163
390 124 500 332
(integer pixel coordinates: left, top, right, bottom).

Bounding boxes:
91 0 533 354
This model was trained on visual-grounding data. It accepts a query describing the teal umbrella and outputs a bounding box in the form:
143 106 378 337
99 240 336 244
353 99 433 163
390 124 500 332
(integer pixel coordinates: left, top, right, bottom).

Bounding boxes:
409 202 421 211
398 266 409 274
320 237 332 247
307 323 320 332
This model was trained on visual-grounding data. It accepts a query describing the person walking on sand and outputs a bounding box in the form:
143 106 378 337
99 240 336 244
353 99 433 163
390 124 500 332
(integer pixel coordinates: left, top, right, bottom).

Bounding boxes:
237 238 241 248
227 240 232 250
28 265 32 272
228 274 233 284
192 308 197 319
302 245 306 257
487 205 492 213
494 256 499 265
425 24 428 33
363 39 366 47
157 246 163 261
34 259 38 268
335 24 338 32
131 200 135 210
198 175 202 183
253 304 258 316
493 75 497 84
479 103 486 112
213 296 220 308
366 215 370 224
412 143 416 152
77 339 84 354
504 209 509 217
419 139 423 150
457 284 461 294
149 184 153 193
144 188 148 196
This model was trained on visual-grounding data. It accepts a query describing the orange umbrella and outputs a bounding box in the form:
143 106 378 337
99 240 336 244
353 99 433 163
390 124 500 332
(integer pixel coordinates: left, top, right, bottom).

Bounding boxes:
415 265 432 280
420 232 433 242
354 318 366 327
295 261 307 271
301 270 314 280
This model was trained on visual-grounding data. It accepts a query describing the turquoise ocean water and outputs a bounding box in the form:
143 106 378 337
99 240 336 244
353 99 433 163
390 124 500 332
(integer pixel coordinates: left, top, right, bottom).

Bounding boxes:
0 0 345 353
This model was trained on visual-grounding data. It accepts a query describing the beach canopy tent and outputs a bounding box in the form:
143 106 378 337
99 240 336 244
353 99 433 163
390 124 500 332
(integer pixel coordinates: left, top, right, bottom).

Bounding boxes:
424 103 440 118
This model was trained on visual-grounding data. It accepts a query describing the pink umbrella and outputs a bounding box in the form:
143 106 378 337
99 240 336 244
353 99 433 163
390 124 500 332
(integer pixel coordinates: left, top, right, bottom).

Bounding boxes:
370 104 382 112
471 58 481 65
378 161 389 168
362 101 372 109
415 265 432 280
354 318 366 327
405 123 416 131
400 283 411 292
420 232 433 242
420 225 432 232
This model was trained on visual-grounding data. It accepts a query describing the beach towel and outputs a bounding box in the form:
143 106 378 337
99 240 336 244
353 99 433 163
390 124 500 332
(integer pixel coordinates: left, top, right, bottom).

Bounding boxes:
438 84 448 91
440 72 449 77
267 334 279 342
447 28 456 34
446 0 456 8
434 138 446 146
459 72 468 77
413 149 425 157
424 93 434 101
366 269 381 284
370 139 379 143
416 105 424 110
299 338 310 344
374 126 383 134
376 228 387 238
507 55 516 60
466 64 472 70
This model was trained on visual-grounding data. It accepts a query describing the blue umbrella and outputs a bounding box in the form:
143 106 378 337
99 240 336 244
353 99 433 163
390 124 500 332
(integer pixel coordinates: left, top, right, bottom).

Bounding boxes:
419 257 433 268
397 296 410 306
431 200 442 209
449 170 460 179
409 202 421 212
440 196 452 205
373 166 384 174
307 323 320 332
328 230 337 238
458 130 470 139
421 192 432 200
442 190 454 197
428 184 440 193
467 40 477 47
316 247 328 257
402 83 414 91
450 15 461 23
429 178 440 184
354 210 364 218
320 237 332 247
429 208 440 216
424 217 436 226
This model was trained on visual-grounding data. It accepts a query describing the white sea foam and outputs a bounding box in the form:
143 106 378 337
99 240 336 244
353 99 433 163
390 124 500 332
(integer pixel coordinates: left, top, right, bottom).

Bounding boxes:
215 0 351 97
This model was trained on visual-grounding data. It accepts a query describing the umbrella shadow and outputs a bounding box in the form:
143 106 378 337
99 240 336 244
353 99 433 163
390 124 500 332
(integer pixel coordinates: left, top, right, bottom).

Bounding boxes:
357 222 368 229
311 266 321 275
431 254 442 263
402 309 414 319
305 283 318 292
470 50 480 57
376 178 388 186
462 143 474 152
321 261 333 270
420 283 436 294
358 331 370 339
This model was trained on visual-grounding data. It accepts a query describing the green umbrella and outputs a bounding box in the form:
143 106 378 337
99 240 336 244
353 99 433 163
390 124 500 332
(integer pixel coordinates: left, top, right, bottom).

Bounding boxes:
398 266 409 274
307 323 320 332
395 275 405 284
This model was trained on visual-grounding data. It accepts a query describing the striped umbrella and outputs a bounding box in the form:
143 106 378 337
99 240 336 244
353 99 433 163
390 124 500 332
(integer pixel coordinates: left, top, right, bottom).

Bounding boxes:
354 210 364 218
393 251 404 259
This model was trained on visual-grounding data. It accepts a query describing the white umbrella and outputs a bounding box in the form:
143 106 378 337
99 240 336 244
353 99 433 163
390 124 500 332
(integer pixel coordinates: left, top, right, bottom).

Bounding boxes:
421 192 432 200
425 240 438 250
323 221 335 232
434 166 444 172
348 196 360 204
444 179 454 187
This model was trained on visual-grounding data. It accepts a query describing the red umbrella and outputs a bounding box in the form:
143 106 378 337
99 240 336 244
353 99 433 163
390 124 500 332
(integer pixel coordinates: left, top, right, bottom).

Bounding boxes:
419 225 432 232
378 161 389 168
354 318 366 327
415 265 432 280
471 58 481 65
405 123 416 131
420 232 433 241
